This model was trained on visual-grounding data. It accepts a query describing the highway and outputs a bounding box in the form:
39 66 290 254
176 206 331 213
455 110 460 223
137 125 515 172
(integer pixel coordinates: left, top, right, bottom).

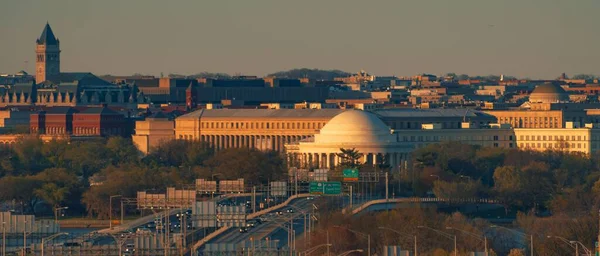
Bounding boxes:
205 197 315 251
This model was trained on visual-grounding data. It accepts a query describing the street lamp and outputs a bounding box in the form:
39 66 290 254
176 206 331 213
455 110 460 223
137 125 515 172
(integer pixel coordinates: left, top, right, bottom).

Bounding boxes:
299 243 332 256
110 195 122 230
418 226 457 256
378 227 417 256
2 221 5 256
41 232 68 256
490 225 533 256
333 226 371 256
547 236 591 256
337 249 363 256
446 226 487 256
54 206 68 223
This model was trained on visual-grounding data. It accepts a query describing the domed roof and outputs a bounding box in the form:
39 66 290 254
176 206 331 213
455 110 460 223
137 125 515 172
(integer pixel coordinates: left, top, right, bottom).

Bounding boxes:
531 83 566 94
529 83 569 103
314 110 395 144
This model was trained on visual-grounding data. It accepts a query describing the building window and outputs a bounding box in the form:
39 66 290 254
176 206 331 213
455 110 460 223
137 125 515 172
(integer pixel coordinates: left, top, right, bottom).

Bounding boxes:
493 135 499 141
493 143 499 148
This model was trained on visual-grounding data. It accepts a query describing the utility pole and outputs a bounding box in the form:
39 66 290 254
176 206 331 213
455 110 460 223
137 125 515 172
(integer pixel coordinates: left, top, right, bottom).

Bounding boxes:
326 231 330 256
252 186 256 213
2 222 5 256
414 235 418 256
385 172 389 200
23 220 26 256
349 185 353 209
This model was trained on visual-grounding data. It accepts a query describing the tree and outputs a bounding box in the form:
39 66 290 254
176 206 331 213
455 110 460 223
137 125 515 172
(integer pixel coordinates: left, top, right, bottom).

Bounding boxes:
0 176 43 213
336 148 362 168
105 137 140 165
432 180 483 200
571 74 597 80
267 68 350 80
34 183 69 215
202 148 285 184
493 166 524 211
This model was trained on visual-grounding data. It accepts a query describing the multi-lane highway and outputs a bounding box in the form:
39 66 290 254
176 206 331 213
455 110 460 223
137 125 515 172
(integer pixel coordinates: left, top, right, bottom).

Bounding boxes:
205 197 315 249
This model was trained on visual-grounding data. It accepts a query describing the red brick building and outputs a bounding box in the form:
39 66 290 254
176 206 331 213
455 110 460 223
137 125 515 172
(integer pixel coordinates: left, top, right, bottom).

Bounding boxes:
30 106 132 137
30 107 77 135
72 107 129 136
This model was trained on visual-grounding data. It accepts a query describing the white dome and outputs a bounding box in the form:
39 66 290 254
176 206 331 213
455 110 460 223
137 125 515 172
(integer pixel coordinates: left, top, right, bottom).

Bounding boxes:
314 110 395 145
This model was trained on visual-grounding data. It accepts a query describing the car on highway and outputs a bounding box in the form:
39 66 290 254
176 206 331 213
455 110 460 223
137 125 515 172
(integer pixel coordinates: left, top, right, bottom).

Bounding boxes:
124 244 136 253
120 229 134 238
136 227 152 234
259 217 269 223
276 210 283 215
63 242 81 247
307 196 314 200
146 222 156 229
239 227 249 233
286 208 294 213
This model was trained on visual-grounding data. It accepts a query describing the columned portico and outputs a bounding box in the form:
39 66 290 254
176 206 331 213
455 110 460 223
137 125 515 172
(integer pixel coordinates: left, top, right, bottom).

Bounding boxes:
285 110 412 169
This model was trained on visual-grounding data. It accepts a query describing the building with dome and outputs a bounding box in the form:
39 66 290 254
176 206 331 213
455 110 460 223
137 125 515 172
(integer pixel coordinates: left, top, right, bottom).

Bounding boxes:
527 83 570 103
285 110 413 169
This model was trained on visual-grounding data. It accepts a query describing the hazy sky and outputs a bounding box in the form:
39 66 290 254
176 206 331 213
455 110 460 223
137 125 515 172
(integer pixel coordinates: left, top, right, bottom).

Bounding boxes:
1 0 599 79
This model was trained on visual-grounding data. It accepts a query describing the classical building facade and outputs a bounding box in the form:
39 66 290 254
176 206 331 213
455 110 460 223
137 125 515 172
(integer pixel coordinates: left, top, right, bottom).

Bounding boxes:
132 112 176 154
175 109 344 152
285 110 413 169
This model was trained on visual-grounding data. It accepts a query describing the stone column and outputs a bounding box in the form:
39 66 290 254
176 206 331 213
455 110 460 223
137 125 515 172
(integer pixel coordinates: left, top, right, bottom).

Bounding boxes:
372 153 378 166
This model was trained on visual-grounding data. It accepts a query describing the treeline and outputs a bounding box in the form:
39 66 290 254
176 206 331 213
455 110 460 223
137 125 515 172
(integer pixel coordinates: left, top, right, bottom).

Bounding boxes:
305 207 597 256
0 137 285 219
408 142 600 215
267 68 350 80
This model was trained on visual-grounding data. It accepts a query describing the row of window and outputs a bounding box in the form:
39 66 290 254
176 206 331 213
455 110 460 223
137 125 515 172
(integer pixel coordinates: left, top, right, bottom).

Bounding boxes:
389 121 490 129
36 54 59 62
519 135 586 141
200 121 326 130
398 134 512 142
519 142 586 149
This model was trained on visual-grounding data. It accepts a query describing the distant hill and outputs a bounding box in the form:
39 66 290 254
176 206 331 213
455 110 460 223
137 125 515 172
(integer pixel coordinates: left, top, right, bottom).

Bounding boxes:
268 68 350 80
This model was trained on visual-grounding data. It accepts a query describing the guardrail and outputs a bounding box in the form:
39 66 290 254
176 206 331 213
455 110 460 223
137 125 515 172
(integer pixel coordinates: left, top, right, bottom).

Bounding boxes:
57 219 115 228
344 197 501 215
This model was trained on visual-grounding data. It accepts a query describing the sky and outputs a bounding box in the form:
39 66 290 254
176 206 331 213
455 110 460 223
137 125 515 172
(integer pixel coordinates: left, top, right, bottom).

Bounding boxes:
1 0 599 79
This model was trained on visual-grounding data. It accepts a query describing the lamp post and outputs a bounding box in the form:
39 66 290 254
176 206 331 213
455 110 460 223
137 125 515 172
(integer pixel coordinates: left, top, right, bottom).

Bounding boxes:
446 226 487 256
299 243 332 256
547 236 591 256
54 206 68 223
333 226 370 256
110 195 122 230
337 249 363 256
571 241 592 256
378 227 417 256
41 232 68 256
2 221 5 256
418 226 457 256
491 225 533 256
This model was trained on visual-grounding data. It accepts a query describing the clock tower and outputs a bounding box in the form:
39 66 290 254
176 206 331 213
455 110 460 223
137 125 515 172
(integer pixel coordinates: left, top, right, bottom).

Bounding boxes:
35 23 61 83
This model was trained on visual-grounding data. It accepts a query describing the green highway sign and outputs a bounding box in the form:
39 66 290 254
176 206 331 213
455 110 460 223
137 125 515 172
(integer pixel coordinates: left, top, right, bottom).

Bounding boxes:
343 169 359 182
309 181 341 195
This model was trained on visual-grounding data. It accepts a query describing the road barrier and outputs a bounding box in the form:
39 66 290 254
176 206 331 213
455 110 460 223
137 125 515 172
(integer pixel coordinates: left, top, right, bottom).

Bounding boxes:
343 197 501 215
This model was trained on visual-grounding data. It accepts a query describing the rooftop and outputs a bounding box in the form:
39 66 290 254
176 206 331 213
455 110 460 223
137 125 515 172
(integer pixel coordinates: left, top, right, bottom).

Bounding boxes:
178 108 345 119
